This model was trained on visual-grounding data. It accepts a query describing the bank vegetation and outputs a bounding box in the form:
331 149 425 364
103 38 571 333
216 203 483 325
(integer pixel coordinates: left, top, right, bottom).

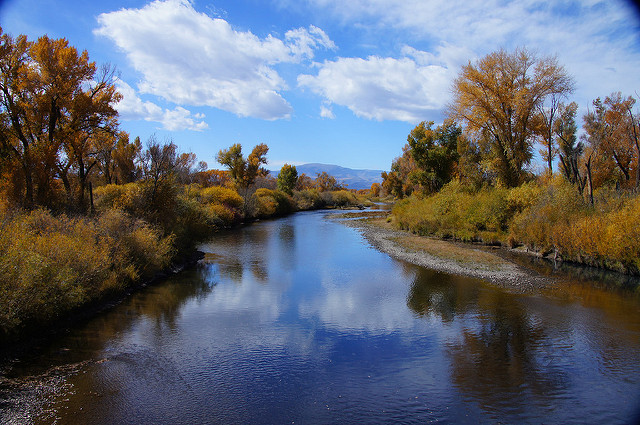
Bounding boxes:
0 29 361 340
384 48 640 275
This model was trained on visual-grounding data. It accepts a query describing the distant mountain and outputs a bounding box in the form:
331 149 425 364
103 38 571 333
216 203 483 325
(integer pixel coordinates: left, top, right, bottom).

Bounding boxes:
274 163 385 190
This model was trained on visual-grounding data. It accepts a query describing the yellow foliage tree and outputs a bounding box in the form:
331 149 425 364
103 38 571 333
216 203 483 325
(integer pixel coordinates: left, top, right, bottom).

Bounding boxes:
0 28 121 210
449 48 574 187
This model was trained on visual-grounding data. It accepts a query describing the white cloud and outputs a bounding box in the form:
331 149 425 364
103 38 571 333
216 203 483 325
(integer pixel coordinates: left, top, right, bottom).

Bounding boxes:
95 0 334 120
115 80 208 131
161 106 209 131
285 24 337 61
320 102 335 119
298 53 452 122
305 0 640 116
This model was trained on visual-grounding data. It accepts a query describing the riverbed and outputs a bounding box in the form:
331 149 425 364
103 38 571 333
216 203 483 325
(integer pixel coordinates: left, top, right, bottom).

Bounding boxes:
2 209 640 424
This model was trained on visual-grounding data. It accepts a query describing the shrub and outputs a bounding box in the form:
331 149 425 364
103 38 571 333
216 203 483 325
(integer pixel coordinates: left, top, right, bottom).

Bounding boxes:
511 181 640 273
392 182 512 242
253 188 296 218
95 209 174 282
294 189 324 210
326 190 359 207
95 182 236 252
199 186 244 211
510 180 586 251
507 180 543 214
0 208 175 337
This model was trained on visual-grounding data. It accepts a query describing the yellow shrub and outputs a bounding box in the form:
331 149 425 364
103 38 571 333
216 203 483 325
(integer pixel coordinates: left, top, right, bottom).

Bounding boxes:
392 182 510 242
94 183 140 212
199 186 244 210
251 188 296 218
507 181 542 214
253 188 276 217
0 208 176 336
328 190 358 207
294 189 323 210
509 180 640 273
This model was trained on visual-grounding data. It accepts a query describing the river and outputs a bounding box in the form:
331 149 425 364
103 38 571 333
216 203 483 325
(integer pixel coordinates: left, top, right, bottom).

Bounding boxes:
2 209 640 424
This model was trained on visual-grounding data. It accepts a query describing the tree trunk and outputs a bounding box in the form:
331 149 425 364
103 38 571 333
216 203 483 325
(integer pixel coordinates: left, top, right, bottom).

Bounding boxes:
21 157 34 209
559 154 571 182
611 150 631 182
547 141 553 175
89 181 95 215
624 102 640 189
77 156 86 212
57 162 73 207
585 155 594 206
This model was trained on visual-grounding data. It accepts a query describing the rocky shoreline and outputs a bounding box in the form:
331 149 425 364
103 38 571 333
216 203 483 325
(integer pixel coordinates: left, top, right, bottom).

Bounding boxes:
336 212 552 293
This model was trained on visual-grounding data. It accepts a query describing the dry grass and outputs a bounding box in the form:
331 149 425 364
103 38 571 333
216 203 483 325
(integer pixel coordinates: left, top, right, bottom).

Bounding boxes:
333 211 389 220
365 217 510 271
392 234 508 269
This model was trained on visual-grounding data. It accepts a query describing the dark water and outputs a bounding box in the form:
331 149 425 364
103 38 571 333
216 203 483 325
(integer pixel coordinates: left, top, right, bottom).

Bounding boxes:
2 210 640 424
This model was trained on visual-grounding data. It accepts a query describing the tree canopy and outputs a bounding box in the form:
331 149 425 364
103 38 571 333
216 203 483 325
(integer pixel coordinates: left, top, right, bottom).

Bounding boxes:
0 28 121 210
277 163 298 195
406 120 460 193
216 143 269 190
449 48 574 187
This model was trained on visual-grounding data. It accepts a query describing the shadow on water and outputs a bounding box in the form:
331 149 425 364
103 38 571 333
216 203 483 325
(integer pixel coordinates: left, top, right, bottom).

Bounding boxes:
501 248 640 291
405 264 482 322
0 263 216 424
405 260 640 423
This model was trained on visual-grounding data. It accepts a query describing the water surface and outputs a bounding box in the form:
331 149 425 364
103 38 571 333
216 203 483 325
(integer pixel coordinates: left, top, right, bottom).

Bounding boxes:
2 210 640 424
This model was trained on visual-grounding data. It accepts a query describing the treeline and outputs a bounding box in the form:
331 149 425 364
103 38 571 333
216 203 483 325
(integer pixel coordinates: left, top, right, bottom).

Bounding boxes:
384 48 640 274
0 29 360 338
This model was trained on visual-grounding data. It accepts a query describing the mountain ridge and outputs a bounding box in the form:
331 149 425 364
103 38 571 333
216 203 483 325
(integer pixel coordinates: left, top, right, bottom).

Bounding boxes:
271 163 385 190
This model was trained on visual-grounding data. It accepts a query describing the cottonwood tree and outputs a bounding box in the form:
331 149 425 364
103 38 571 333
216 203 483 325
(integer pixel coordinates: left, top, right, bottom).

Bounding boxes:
553 102 588 193
216 143 269 191
583 93 640 189
381 145 419 198
406 120 460 193
583 97 625 188
314 171 343 192
295 173 314 191
93 130 132 185
449 48 574 187
369 182 381 197
141 136 194 206
277 163 298 195
113 135 142 184
0 28 121 209
532 93 573 176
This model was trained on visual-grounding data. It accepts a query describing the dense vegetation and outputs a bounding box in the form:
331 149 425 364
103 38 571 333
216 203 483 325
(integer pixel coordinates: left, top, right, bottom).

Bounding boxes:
0 29 361 339
384 48 640 274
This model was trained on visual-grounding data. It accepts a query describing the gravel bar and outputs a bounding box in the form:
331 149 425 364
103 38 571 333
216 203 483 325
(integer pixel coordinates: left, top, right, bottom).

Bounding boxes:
336 213 552 294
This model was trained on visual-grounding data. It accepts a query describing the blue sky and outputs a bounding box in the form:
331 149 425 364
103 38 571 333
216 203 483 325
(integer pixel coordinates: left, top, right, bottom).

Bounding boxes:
1 0 639 171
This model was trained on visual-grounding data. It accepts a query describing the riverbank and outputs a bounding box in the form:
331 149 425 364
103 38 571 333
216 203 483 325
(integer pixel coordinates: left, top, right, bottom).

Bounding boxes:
335 211 552 293
0 249 205 364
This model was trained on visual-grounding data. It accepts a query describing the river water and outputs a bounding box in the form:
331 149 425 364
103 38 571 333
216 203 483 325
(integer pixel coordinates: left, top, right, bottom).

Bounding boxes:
2 210 640 424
